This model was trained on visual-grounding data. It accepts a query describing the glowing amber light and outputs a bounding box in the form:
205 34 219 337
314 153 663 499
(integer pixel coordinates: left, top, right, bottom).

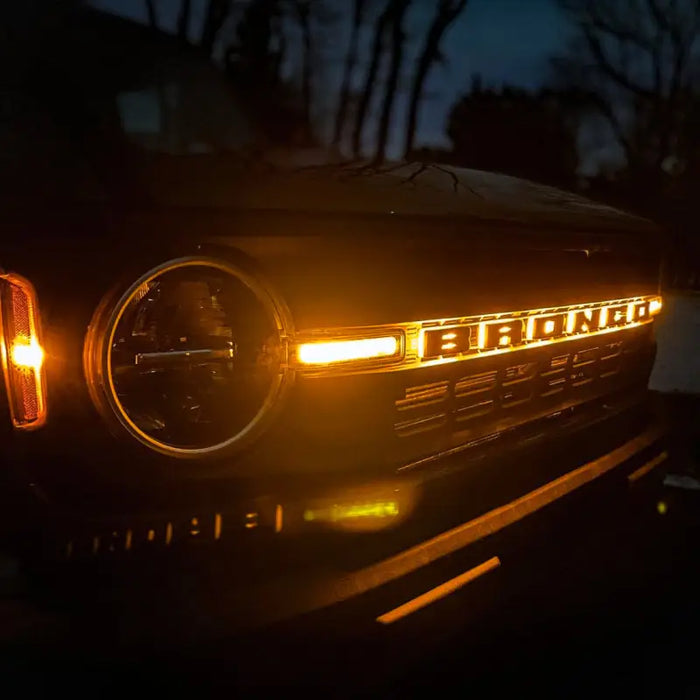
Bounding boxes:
298 336 399 365
649 298 662 315
566 311 576 334
1 273 47 430
526 317 535 340
599 307 609 328
543 319 555 335
10 338 44 371
477 323 486 349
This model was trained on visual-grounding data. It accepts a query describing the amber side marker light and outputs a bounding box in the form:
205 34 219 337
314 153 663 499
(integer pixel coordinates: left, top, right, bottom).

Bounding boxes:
649 297 663 316
297 335 401 366
0 273 47 429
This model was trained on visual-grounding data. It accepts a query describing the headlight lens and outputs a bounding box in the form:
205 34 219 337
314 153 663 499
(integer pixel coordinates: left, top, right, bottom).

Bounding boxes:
88 257 290 458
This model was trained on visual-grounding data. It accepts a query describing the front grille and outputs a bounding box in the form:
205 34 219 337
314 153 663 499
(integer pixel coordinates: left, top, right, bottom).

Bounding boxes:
394 327 653 442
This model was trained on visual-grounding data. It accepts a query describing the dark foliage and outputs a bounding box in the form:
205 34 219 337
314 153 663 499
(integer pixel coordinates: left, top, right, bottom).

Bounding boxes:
445 80 580 188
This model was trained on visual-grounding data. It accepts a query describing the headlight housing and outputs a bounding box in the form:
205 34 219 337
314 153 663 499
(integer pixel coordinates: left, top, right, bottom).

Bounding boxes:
85 256 291 459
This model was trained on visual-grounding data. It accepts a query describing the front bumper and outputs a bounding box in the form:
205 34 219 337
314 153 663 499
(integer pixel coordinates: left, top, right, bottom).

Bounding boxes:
7 393 668 650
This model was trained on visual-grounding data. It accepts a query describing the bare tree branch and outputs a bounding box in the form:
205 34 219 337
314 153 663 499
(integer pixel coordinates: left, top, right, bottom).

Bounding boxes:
333 0 367 146
201 0 230 57
374 0 411 163
403 0 468 158
554 0 700 176
145 0 158 28
177 0 191 41
351 0 396 157
291 1 314 144
582 25 655 97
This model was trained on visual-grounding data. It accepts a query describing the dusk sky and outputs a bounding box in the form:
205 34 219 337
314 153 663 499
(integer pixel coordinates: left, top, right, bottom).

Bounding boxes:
91 0 571 155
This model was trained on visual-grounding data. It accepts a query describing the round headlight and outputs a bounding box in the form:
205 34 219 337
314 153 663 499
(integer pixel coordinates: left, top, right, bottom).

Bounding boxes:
86 256 291 459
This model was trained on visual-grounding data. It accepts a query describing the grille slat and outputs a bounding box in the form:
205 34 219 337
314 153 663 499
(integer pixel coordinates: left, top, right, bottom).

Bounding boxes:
394 332 650 440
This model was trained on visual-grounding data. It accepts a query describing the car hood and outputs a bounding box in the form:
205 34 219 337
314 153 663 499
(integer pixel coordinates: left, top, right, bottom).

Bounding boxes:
134 155 657 236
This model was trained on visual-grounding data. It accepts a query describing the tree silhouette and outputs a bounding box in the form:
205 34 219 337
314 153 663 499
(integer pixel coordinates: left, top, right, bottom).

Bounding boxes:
332 0 368 148
553 0 700 179
403 0 468 159
177 0 191 42
145 0 159 29
446 80 580 187
224 0 313 145
374 0 411 163
351 0 399 157
201 0 231 57
290 1 314 145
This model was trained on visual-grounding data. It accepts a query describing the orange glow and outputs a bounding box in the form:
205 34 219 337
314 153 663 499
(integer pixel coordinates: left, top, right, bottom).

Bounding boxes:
649 297 662 315
376 557 501 624
626 303 635 323
0 273 47 429
189 517 200 536
214 513 222 540
526 317 535 340
298 335 399 365
628 451 668 483
10 339 44 371
296 294 659 375
275 504 283 533
477 323 486 349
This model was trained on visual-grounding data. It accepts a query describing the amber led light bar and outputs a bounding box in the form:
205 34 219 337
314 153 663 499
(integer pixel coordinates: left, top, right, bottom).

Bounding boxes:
0 273 47 429
296 334 402 366
294 294 661 374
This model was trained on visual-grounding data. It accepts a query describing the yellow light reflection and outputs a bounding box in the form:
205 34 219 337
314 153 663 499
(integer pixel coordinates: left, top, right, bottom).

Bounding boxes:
544 319 555 335
599 307 609 328
298 336 399 365
441 342 457 350
649 298 662 315
304 500 399 523
626 303 635 323
10 338 44 371
442 332 457 340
